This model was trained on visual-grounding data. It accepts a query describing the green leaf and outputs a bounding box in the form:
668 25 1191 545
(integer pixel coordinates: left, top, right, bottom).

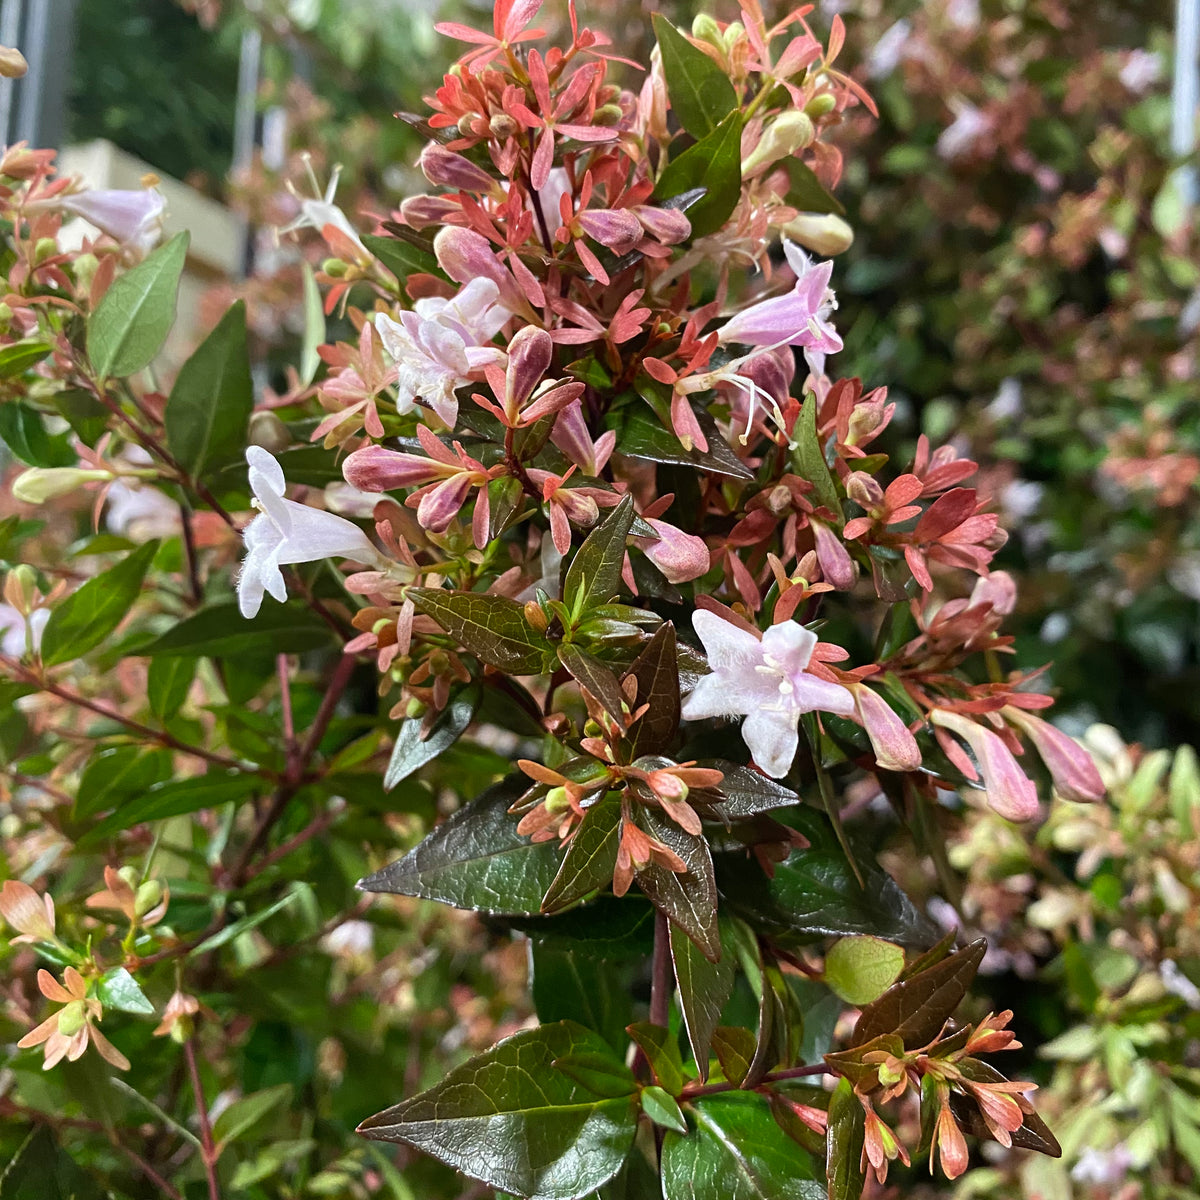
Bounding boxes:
781 158 845 216
627 1023 686 1095
616 400 753 481
790 394 841 517
408 588 553 674
542 794 622 913
558 643 627 722
358 1021 638 1200
0 339 51 378
191 888 300 955
652 15 737 139
641 1085 688 1134
363 232 441 284
654 111 744 239
164 300 254 478
706 763 800 820
0 1125 109 1200
564 495 634 622
532 939 634 1053
140 601 333 658
672 921 734 1080
0 402 75 466
53 389 109 445
824 936 905 1006
662 1092 824 1200
80 772 258 845
849 939 986 1050
75 746 172 819
300 262 324 386
212 1084 293 1151
625 623 681 757
95 966 154 1015
825 1078 866 1200
384 685 480 790
87 231 189 378
40 540 159 666
635 805 720 962
146 656 196 721
711 1026 757 1087
552 1051 639 1099
358 777 565 915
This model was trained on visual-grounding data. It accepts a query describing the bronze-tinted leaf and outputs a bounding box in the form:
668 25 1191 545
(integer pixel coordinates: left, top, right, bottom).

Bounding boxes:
542 794 622 913
558 643 628 723
635 806 720 962
625 623 681 757
409 588 553 674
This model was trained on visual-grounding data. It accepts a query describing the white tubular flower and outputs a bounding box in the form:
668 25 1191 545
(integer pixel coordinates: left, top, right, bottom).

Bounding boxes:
237 447 380 619
60 188 166 257
680 610 855 778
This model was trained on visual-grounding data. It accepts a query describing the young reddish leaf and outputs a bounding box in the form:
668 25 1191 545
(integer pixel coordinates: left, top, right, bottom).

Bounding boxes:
408 588 553 674
564 494 635 623
634 805 720 962
671 919 734 1080
627 1022 686 1095
897 928 958 983
358 1021 637 1200
542 794 623 913
826 1077 867 1200
651 14 737 139
951 1058 1061 1157
624 622 681 756
850 940 987 1050
358 778 565 915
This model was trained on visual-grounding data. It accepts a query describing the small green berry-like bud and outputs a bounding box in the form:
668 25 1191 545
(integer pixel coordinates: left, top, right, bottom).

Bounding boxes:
691 14 722 46
806 92 837 118
321 257 349 278
134 880 163 918
33 237 58 264
57 1000 87 1036
118 866 140 891
248 410 291 454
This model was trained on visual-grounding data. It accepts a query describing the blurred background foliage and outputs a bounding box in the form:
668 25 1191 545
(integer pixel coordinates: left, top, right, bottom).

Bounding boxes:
43 0 1200 1196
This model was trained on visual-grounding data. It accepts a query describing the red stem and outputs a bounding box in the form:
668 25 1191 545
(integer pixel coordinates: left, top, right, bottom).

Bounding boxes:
184 1039 221 1200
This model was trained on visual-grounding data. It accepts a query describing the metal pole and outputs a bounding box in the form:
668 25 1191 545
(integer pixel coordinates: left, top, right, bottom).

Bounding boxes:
1173 0 1200 204
0 0 21 143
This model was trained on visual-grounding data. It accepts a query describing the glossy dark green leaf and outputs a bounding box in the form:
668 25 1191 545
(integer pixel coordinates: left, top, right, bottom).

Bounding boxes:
849 940 986 1050
74 746 172 819
532 940 634 1054
635 805 720 962
652 14 737 139
662 1092 824 1200
512 896 656 956
781 158 845 216
95 967 154 1015
0 339 51 378
164 300 254 478
358 777 565 915
542 794 622 913
0 402 74 467
671 920 733 1080
146 655 196 721
564 495 634 622
790 394 841 517
384 685 479 790
0 1125 109 1200
641 1085 688 1134
140 601 333 658
87 231 189 378
52 389 109 445
40 539 159 666
706 763 800 820
558 643 627 722
615 404 753 481
80 772 259 845
825 1077 866 1200
552 1051 638 1099
654 111 745 239
627 1023 686 1096
711 1026 756 1086
358 1021 638 1200
625 623 680 757
409 588 552 674
363 232 441 283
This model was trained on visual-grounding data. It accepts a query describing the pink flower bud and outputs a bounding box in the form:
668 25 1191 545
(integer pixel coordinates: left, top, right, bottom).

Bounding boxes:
434 226 525 313
415 472 474 534
638 518 711 583
1004 708 1105 802
577 208 643 252
633 205 691 244
419 143 498 194
853 685 921 771
505 325 554 415
343 445 444 492
399 194 463 230
846 471 885 509
932 709 1039 821
812 520 856 590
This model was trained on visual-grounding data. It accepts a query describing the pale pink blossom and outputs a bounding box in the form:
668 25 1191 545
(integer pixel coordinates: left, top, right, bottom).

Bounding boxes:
60 187 165 257
931 708 1039 821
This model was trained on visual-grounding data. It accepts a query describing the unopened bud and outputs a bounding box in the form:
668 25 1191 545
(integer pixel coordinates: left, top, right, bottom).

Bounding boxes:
523 600 550 633
420 143 498 194
805 92 837 118
544 785 571 812
742 111 816 175
781 212 854 256
591 103 624 127
0 303 12 325
33 237 58 264
169 1013 194 1043
321 257 349 278
691 14 722 46
405 697 427 720
489 112 518 140
248 410 291 454
3 564 38 613
722 21 745 51
0 46 28 78
458 114 478 138
846 471 884 509
118 866 140 891
73 251 99 293
57 1001 86 1036
134 880 163 917
12 466 109 504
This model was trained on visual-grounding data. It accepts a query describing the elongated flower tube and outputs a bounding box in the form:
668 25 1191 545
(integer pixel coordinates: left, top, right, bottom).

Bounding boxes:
931 708 1039 821
238 447 381 619
60 187 165 256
